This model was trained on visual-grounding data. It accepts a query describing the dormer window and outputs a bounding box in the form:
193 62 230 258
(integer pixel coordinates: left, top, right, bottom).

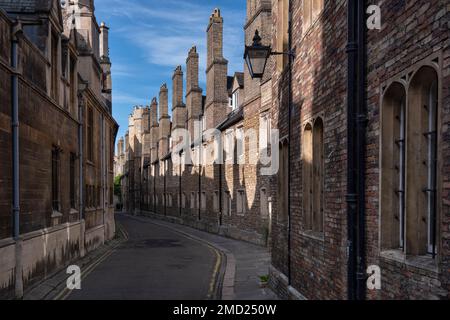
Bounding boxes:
232 90 239 110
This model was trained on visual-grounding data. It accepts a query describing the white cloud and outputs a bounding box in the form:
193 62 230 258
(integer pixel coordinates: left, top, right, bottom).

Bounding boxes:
113 92 148 105
97 0 245 80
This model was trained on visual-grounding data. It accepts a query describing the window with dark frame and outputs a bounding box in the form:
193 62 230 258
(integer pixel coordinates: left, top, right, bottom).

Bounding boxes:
381 66 439 258
87 107 94 162
70 56 76 112
70 153 76 209
51 31 59 101
52 147 60 211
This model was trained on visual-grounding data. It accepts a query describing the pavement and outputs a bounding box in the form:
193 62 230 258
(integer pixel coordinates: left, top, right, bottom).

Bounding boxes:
24 213 277 300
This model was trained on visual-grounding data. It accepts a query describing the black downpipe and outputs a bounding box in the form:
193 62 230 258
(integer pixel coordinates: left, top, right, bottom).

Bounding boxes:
164 163 167 216
346 0 358 301
179 152 182 216
356 0 367 300
11 22 20 240
219 163 222 226
287 0 293 285
153 167 156 213
198 162 201 221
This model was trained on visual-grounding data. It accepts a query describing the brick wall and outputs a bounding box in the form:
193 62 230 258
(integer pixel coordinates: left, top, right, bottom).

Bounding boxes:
364 0 450 299
269 0 450 300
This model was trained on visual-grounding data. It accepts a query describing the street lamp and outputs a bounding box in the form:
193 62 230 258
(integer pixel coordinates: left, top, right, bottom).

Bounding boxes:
244 30 271 79
244 29 295 79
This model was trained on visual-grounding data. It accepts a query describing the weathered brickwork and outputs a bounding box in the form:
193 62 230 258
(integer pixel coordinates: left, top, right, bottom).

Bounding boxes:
364 0 450 300
270 0 450 300
0 0 117 298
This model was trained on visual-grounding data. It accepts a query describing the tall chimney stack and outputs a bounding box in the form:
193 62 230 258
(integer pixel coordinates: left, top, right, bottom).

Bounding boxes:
205 8 228 129
186 46 203 142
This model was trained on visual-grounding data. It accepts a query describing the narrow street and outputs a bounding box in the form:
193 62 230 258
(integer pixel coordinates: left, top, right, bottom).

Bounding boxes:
67 215 217 300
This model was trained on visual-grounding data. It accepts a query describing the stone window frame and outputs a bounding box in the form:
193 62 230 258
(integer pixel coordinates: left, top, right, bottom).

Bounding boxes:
236 126 245 164
87 105 94 162
301 114 325 235
51 146 61 212
259 112 271 153
201 192 207 211
181 192 186 209
223 190 232 216
190 192 196 209
224 129 235 162
50 29 60 102
379 53 442 263
302 0 325 37
236 189 246 216
69 152 77 209
232 90 239 111
260 187 269 218
69 54 77 114
276 0 289 72
213 191 220 212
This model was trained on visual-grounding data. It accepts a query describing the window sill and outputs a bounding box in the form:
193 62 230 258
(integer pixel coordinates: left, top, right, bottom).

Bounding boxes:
380 249 439 274
51 210 63 218
51 210 63 226
300 230 325 242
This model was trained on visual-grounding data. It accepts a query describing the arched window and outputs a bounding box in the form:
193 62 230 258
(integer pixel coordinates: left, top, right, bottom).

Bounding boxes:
312 117 324 233
381 82 406 250
302 124 313 229
381 66 439 258
407 66 439 256
303 119 324 233
260 188 269 218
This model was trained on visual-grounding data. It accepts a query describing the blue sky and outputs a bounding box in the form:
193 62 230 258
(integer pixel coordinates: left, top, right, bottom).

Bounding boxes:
94 0 247 143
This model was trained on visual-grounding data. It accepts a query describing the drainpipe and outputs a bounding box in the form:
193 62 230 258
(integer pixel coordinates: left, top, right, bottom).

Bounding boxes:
153 166 156 213
287 0 293 285
179 152 182 216
346 0 358 300
219 163 222 226
11 19 23 299
356 0 367 300
78 81 88 258
164 161 167 216
198 159 201 221
198 116 202 222
101 115 106 238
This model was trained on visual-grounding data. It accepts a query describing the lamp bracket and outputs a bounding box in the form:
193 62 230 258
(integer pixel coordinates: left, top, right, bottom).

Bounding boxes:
270 51 295 59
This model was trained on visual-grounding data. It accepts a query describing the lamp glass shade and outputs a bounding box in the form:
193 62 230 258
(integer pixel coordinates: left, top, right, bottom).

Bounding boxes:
244 45 270 79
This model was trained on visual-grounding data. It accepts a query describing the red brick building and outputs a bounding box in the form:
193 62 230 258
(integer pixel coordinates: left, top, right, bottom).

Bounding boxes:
269 0 450 299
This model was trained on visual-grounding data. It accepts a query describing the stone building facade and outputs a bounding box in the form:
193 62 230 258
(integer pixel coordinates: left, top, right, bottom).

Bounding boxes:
0 0 117 298
119 3 275 246
269 0 450 300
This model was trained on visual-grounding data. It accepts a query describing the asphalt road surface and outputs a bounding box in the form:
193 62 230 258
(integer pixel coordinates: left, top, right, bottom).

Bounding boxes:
67 215 217 300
